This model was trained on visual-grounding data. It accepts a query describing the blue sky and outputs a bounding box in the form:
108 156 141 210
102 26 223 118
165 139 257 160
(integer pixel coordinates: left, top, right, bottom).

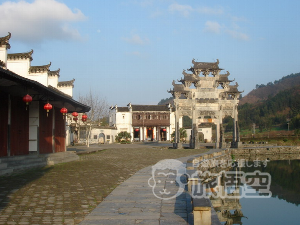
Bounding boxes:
1 0 300 106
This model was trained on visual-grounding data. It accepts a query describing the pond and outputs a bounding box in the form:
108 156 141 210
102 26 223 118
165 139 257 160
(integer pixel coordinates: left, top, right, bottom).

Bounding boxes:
208 159 300 225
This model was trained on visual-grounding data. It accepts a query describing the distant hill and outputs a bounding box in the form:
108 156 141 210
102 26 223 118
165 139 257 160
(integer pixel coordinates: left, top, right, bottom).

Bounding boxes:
240 73 300 105
158 97 173 106
238 84 300 130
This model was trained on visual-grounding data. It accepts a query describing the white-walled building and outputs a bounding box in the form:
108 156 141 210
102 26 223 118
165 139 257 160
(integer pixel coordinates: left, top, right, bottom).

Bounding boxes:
6 48 75 97
109 103 182 142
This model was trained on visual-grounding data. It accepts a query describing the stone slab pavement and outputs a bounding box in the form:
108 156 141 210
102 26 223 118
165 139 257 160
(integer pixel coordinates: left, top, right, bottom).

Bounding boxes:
79 150 222 225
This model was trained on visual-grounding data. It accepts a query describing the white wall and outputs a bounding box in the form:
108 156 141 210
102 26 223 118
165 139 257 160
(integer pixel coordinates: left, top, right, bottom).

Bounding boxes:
7 60 30 78
116 111 131 133
58 86 73 97
198 127 212 142
29 101 39 152
90 128 118 144
28 72 48 86
0 46 7 66
48 76 58 88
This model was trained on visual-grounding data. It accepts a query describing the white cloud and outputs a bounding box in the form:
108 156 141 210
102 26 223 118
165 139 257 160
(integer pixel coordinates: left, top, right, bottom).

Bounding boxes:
195 6 223 15
122 34 149 45
226 30 250 41
168 3 193 17
168 3 223 17
204 21 221 34
0 0 86 43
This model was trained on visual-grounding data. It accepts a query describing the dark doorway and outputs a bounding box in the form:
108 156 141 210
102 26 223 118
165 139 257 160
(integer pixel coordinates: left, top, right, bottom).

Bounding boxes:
147 127 153 141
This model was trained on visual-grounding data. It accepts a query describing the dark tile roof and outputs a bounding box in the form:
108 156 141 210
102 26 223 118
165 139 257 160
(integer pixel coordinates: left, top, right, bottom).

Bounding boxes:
117 107 129 112
191 59 221 70
0 67 90 113
29 62 51 73
131 105 170 112
8 49 33 61
49 69 60 77
58 79 75 87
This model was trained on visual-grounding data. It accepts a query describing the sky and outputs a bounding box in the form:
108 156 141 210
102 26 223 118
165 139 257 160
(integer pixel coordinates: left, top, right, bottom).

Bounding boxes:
1 0 300 107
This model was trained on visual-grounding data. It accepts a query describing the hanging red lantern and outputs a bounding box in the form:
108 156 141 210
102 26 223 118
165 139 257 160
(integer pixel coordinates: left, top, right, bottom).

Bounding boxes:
23 94 32 110
44 103 52 117
60 107 68 119
82 114 88 122
23 94 32 105
162 128 166 131
72 112 78 117
135 129 139 132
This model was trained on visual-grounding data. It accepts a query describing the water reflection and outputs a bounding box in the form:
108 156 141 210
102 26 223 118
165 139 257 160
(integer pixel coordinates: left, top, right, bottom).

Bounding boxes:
200 155 300 224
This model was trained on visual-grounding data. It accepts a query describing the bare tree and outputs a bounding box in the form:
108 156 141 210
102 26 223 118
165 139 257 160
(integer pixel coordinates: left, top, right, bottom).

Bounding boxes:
78 89 109 124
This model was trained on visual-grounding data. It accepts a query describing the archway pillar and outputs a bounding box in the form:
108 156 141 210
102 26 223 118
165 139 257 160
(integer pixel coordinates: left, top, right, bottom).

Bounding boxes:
173 103 183 149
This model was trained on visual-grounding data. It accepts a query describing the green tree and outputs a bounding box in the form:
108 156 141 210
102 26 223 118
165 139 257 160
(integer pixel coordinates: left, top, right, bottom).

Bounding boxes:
171 128 187 142
115 131 131 143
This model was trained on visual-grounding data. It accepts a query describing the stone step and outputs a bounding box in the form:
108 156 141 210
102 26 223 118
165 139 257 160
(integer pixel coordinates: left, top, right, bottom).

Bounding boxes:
0 168 14 176
0 163 8 169
46 153 79 165
9 161 47 171
0 154 42 163
0 151 79 176
4 157 47 167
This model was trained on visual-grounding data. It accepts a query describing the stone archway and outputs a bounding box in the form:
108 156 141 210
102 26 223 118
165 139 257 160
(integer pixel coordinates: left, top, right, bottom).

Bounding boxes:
168 59 242 149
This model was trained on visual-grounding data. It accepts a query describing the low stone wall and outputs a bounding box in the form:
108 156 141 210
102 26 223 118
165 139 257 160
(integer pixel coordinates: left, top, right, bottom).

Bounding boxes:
231 146 300 155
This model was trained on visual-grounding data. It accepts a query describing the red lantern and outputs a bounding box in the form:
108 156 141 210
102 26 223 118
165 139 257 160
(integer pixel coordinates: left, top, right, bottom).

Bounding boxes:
73 117 78 122
72 112 78 117
23 94 32 110
135 129 139 132
23 94 32 105
44 103 52 117
162 128 166 131
60 107 68 119
82 114 88 122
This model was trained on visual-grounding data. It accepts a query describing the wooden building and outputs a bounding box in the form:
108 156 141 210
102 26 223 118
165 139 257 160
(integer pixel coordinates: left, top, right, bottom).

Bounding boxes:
0 32 90 157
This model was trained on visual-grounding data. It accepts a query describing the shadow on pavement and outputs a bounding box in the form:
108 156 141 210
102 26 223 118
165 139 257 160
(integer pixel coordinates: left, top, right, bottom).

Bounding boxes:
0 166 53 212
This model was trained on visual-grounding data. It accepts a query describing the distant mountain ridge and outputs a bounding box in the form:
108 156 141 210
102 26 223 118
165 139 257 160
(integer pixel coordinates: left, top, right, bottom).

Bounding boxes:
240 73 300 105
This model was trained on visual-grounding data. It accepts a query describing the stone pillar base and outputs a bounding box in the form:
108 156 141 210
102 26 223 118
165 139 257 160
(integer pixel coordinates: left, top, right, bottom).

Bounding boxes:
173 142 183 149
231 141 243 148
219 142 226 149
194 142 201 149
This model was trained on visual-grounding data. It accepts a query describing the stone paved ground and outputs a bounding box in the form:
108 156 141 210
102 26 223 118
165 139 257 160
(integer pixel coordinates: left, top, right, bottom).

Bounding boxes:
0 144 207 225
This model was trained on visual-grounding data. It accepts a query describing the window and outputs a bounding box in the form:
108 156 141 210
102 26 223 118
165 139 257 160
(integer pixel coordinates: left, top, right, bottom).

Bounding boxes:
94 135 97 139
107 135 110 139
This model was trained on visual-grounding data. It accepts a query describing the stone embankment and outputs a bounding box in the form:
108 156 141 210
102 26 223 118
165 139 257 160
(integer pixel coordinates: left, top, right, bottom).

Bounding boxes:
186 145 300 225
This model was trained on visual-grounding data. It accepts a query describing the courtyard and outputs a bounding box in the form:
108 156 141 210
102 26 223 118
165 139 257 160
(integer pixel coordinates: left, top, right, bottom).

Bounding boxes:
0 143 207 225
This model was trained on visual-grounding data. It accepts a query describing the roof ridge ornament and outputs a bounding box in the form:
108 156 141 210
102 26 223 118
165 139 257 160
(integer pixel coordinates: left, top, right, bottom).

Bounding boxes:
0 32 11 49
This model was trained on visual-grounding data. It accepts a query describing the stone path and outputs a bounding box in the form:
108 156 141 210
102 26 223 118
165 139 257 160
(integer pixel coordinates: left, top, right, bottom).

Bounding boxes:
80 155 194 225
0 144 208 225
